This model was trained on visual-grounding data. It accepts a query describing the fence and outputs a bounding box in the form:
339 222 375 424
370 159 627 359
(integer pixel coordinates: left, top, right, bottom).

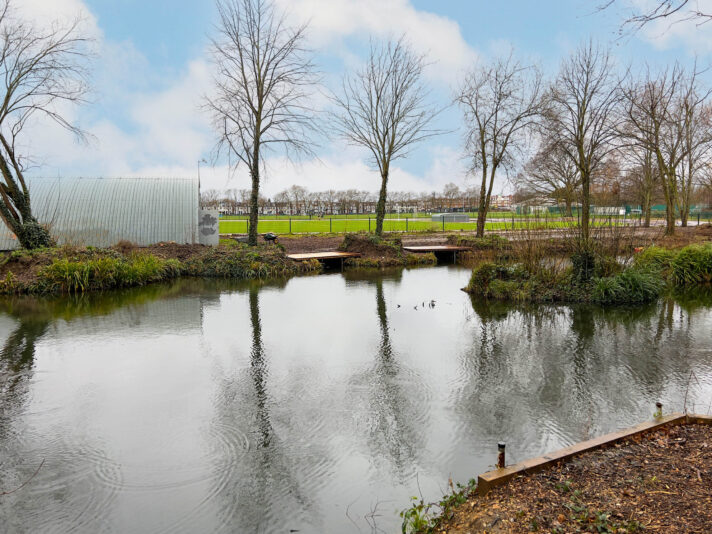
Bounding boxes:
218 212 642 236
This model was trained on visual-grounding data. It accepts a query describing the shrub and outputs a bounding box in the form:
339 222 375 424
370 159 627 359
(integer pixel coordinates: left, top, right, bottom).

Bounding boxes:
634 246 677 273
671 244 712 285
592 269 666 304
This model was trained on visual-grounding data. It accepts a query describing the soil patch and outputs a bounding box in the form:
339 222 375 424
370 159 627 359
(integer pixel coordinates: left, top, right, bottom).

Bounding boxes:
338 233 402 259
277 235 344 254
435 423 712 533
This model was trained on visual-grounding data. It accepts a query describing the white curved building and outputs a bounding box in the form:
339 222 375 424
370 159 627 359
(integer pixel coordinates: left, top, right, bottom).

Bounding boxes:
0 177 206 250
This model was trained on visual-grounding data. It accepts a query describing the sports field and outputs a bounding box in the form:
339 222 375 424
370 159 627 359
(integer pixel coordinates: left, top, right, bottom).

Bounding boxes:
218 216 626 235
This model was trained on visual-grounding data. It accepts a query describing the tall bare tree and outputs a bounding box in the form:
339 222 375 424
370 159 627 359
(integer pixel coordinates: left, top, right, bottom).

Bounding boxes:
457 53 542 237
678 98 712 226
0 1 91 249
205 0 318 245
620 64 709 235
543 42 621 243
331 38 441 237
619 146 660 227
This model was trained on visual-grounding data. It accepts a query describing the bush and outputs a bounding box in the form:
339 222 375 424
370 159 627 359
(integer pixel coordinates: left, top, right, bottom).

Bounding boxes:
592 269 666 304
634 246 677 273
671 244 712 285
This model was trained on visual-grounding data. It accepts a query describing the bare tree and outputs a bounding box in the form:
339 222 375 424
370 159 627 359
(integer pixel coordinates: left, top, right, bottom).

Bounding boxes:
205 0 318 245
0 1 91 249
457 52 542 237
600 1 712 30
331 37 441 236
619 146 660 227
543 42 621 243
442 182 461 211
517 137 581 216
678 98 712 226
200 188 221 208
620 64 709 234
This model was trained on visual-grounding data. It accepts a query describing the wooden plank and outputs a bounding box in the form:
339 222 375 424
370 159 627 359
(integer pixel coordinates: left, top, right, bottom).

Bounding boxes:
477 414 688 495
403 245 470 252
287 251 361 261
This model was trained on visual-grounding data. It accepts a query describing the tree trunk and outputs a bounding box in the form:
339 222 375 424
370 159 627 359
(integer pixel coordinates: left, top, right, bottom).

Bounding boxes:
475 194 487 238
248 165 260 246
643 195 651 228
565 198 573 218
475 167 490 238
375 170 388 237
581 172 590 243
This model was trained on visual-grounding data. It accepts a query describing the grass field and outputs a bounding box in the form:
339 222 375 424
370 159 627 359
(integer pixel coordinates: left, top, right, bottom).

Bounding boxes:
218 217 626 235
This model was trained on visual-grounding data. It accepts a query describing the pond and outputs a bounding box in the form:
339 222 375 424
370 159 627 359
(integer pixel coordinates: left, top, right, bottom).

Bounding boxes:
1 267 712 533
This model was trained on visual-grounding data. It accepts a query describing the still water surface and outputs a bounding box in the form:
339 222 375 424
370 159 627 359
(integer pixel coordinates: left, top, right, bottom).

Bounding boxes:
1 266 712 533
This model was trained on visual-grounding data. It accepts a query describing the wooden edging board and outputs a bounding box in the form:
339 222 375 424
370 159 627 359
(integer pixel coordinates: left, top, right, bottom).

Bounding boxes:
286 252 361 261
477 413 712 496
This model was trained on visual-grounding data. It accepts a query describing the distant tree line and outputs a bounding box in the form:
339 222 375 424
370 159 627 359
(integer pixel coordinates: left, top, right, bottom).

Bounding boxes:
200 183 514 216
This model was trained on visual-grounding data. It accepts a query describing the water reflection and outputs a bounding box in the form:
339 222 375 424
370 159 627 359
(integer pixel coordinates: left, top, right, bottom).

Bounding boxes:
0 272 710 533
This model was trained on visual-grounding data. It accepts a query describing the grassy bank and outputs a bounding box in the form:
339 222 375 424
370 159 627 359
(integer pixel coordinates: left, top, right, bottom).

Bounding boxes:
339 233 438 268
0 233 440 295
464 242 712 305
0 242 321 295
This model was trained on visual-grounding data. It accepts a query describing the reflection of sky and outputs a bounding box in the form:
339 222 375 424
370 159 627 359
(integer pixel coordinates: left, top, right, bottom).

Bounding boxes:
0 270 711 533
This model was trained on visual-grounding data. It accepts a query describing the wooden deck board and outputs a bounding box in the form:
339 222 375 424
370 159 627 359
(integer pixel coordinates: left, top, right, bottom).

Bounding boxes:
403 245 470 252
287 251 361 261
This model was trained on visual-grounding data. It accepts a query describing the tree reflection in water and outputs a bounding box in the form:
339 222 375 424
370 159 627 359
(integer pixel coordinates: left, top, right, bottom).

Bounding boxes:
453 293 712 464
207 283 316 532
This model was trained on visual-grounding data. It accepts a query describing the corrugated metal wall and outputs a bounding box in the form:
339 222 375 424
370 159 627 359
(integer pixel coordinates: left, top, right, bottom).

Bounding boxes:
0 177 200 250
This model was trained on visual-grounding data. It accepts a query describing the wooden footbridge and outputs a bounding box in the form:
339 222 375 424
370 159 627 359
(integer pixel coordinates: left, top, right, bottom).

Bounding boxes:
287 251 361 269
403 245 471 261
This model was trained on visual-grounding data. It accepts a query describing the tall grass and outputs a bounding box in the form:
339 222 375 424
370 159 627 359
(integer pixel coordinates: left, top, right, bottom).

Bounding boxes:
671 244 712 285
39 255 180 293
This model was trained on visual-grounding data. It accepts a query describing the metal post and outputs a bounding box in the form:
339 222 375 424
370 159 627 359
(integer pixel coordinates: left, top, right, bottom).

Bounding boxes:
497 442 506 469
406 217 408 232
654 401 663 419
289 218 292 234
330 218 332 233
368 217 371 233
442 217 445 231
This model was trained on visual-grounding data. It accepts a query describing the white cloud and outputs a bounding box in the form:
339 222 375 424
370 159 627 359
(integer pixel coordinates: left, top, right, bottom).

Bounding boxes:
274 0 478 84
18 0 479 198
16 0 101 38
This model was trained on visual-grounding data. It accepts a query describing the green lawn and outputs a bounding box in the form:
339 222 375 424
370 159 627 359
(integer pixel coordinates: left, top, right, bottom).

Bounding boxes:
219 217 624 235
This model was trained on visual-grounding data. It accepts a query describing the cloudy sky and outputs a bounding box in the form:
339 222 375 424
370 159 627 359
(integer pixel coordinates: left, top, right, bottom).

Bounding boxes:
16 0 712 198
